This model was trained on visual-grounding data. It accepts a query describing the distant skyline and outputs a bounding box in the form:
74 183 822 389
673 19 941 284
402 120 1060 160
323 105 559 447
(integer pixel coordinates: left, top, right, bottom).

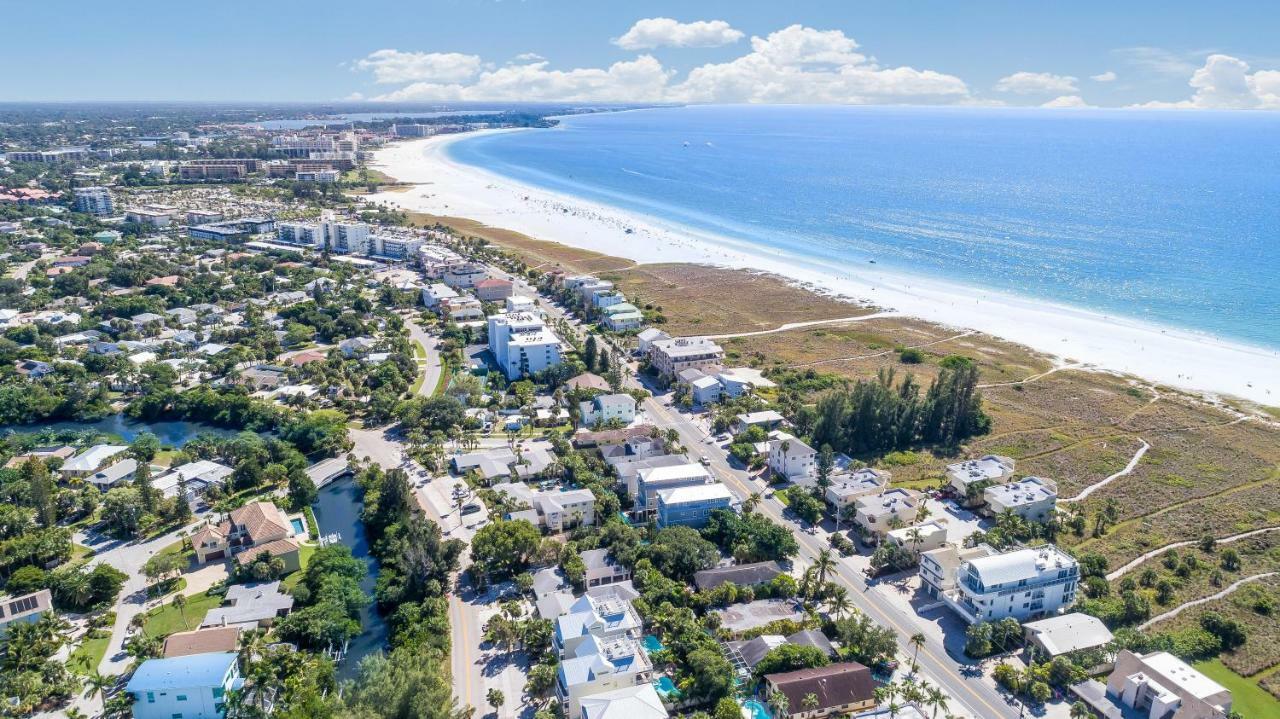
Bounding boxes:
6 0 1279 109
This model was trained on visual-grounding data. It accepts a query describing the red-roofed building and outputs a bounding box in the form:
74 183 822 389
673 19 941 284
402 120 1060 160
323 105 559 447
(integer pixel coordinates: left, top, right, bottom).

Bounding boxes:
474 278 514 302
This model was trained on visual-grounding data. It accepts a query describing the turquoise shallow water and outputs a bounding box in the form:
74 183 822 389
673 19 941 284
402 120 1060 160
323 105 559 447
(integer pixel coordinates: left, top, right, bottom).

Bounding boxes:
449 105 1280 349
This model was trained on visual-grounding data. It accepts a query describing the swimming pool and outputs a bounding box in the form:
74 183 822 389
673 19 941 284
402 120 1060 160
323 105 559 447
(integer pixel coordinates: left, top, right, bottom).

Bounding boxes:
643 635 664 654
290 517 305 535
742 700 771 719
653 676 680 698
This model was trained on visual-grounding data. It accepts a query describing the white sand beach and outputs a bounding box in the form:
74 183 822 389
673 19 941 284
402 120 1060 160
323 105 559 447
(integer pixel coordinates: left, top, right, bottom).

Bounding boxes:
368 132 1280 407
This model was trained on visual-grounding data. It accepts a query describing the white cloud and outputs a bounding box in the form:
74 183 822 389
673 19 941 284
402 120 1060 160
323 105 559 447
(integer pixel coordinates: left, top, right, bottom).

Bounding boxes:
354 49 483 84
1041 95 1093 109
1136 54 1280 109
1090 71 1117 82
994 71 1079 95
613 18 744 50
371 56 674 103
359 25 971 105
1114 47 1200 77
513 53 545 63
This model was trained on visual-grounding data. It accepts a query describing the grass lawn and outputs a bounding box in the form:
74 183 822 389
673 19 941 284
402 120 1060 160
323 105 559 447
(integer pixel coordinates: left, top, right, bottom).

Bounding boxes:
281 543 318 592
68 631 111 676
1194 658 1280 717
71 543 94 561
141 590 221 638
413 340 427 359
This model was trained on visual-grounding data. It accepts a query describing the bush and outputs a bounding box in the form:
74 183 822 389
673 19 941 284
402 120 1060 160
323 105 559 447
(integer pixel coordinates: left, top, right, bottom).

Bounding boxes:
898 348 924 364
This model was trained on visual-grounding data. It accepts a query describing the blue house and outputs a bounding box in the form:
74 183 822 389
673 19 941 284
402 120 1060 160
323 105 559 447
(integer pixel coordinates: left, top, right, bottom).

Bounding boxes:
655 483 734 528
127 652 241 719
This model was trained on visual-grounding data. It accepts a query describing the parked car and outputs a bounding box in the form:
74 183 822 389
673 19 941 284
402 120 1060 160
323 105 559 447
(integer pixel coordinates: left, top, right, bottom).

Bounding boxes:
460 503 482 516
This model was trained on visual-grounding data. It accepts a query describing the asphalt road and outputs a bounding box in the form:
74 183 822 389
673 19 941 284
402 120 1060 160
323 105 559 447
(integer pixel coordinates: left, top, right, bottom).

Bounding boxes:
637 391 1022 719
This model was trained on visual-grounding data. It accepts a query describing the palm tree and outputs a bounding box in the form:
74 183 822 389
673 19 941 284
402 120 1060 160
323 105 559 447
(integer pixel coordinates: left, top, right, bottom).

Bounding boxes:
769 689 790 718
826 586 853 619
83 670 113 705
172 592 189 628
798 566 817 600
925 684 950 719
909 632 926 672
744 492 762 514
801 693 819 713
813 549 836 587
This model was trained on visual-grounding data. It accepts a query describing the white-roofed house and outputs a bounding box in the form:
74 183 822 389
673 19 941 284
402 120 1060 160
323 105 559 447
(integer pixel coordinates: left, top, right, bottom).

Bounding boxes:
580 684 668 719
578 393 637 429
824 468 891 511
635 328 670 356
656 483 734 528
768 432 817 482
87 458 139 490
983 476 1058 522
634 463 713 518
946 454 1016 502
1106 650 1232 719
60 444 129 478
853 488 921 542
884 518 949 557
1023 612 1114 672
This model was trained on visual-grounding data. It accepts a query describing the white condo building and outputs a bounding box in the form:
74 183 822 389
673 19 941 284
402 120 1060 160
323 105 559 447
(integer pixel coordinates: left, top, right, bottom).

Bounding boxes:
939 545 1080 624
73 186 114 216
488 312 563 380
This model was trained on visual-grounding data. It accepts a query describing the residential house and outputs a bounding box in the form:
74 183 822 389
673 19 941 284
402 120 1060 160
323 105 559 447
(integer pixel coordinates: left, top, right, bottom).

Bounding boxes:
191 501 293 564
1023 613 1114 672
853 488 921 541
580 548 632 589
656 483 734 528
201 581 295 630
579 684 668 719
87 458 140 491
339 336 376 358
13 359 53 378
166 307 198 326
162 627 241 658
557 633 653 719
1106 650 1232 719
59 444 128 478
693 561 784 592
126 652 241 719
634 463 713 516
0 589 52 634
553 588 644 656
501 485 597 532
983 477 1058 522
731 410 787 434
452 444 555 481
602 308 644 331
4 446 74 469
762 662 879 719
768 432 817 482
236 538 303 574
152 460 234 501
578 393 637 428
727 629 834 674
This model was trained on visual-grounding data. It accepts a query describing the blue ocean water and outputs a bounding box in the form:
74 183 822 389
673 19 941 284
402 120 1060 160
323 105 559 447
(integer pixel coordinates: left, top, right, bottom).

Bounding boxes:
447 105 1280 349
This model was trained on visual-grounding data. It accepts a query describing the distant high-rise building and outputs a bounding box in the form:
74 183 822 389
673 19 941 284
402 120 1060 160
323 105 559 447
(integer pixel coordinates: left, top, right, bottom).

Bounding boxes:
73 186 114 216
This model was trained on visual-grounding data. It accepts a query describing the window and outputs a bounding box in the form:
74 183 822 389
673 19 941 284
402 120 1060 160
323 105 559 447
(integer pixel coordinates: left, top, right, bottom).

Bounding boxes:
147 692 155 703
177 694 188 701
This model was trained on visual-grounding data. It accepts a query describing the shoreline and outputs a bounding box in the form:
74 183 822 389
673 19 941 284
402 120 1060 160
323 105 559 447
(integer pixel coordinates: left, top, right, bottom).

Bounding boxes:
367 131 1280 408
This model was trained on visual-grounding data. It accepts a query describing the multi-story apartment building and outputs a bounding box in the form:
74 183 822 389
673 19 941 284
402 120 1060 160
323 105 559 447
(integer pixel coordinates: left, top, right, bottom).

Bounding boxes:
488 312 563 380
648 337 725 379
983 476 1058 522
946 454 1016 498
941 545 1080 624
768 432 817 481
370 234 424 261
73 186 114 216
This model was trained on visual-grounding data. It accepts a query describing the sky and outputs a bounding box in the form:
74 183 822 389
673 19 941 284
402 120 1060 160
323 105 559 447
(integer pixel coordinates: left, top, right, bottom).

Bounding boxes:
5 0 1280 109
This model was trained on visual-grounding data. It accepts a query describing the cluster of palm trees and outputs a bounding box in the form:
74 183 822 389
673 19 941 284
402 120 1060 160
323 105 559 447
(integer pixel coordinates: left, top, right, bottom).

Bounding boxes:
871 676 952 719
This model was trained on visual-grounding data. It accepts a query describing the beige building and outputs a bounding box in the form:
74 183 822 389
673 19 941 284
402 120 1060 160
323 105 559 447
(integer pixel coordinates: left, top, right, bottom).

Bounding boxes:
763 663 878 719
648 337 724 378
1106 650 1232 719
853 488 921 541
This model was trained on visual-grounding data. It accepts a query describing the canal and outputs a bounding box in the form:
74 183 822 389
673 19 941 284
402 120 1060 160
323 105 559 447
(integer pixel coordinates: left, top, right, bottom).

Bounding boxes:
310 474 389 681
0 414 239 447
